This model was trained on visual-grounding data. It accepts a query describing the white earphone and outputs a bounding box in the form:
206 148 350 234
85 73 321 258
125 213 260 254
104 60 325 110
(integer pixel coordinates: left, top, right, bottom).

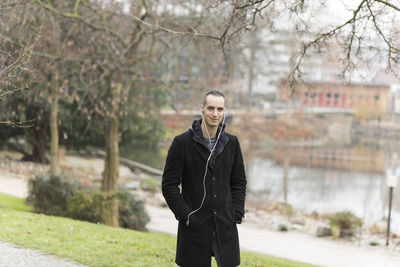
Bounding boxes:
186 114 226 226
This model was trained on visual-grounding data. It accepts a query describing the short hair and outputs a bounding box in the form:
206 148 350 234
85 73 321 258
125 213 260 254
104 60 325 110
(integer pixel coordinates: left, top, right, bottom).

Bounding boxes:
203 89 225 105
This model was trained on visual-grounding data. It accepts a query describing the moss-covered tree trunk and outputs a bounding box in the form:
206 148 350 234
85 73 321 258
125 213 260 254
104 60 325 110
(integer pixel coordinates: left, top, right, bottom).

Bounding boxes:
23 117 48 164
101 82 121 227
50 71 60 175
31 126 48 163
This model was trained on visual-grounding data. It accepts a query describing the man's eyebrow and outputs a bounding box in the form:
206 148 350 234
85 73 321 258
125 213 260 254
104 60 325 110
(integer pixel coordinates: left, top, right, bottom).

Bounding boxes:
206 105 224 108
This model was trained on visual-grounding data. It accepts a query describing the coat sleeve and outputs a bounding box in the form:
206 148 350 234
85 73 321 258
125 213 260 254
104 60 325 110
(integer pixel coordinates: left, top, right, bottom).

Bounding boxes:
230 136 247 224
162 137 191 221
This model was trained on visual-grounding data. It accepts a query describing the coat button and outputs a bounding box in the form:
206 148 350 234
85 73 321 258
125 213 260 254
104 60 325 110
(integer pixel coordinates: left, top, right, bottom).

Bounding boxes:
213 194 216 198
212 177 216 181
214 211 217 215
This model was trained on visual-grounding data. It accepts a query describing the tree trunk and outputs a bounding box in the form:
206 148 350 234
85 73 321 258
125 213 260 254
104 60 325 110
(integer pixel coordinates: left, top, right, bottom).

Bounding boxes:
283 157 290 204
247 45 256 110
101 82 121 227
50 71 60 175
23 122 48 164
32 126 47 164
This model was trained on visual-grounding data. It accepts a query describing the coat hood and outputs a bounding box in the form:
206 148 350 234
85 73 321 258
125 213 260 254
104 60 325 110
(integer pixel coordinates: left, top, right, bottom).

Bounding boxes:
189 118 226 144
189 119 229 168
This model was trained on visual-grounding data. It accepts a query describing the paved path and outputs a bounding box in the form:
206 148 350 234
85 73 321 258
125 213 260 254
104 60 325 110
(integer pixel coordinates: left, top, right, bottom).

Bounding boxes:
2 174 400 267
0 241 86 267
0 174 27 198
146 206 400 267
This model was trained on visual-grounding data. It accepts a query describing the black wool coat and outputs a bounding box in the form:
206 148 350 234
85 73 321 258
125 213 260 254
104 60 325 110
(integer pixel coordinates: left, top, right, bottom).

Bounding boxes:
162 119 247 267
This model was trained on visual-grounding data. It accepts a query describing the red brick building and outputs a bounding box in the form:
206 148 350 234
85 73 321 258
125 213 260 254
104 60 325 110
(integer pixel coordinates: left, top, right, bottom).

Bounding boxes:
279 81 390 112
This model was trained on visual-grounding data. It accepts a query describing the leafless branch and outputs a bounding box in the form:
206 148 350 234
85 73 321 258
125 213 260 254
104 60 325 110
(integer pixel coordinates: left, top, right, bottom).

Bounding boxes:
374 0 400 11
0 119 36 128
288 0 369 90
0 44 29 79
35 0 127 47
366 0 399 72
251 0 275 25
128 13 221 41
0 88 21 98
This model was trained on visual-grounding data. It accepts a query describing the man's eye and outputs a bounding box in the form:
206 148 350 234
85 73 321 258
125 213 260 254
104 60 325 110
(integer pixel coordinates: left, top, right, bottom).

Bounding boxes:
217 108 224 112
207 107 214 111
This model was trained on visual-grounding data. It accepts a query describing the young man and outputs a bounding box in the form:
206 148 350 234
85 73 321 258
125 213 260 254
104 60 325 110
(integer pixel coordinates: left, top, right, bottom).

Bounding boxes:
162 90 247 267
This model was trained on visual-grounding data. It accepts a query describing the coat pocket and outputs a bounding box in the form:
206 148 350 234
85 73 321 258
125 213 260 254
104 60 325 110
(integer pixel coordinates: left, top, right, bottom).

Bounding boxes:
187 211 199 227
230 205 236 223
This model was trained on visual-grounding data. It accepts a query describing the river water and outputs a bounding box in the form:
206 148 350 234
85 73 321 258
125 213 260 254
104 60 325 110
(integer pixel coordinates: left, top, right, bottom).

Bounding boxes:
246 156 400 233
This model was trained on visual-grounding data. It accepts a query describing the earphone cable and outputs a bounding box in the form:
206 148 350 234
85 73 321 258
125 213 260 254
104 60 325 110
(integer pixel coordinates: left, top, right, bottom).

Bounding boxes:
186 115 225 226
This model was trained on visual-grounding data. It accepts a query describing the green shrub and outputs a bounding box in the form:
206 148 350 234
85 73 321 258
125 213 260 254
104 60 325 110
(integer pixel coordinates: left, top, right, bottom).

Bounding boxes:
139 178 158 194
67 190 103 223
278 224 288 232
118 189 150 231
27 173 81 217
329 211 362 238
68 189 150 231
27 173 149 231
316 226 332 237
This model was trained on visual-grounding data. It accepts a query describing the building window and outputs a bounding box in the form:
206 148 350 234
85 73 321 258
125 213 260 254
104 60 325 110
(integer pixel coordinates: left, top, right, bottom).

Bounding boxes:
304 92 309 97
327 93 331 98
374 95 379 100
334 93 339 98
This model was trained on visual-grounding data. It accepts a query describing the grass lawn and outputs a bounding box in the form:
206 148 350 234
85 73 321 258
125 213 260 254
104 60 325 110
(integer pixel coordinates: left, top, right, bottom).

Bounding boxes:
0 193 315 267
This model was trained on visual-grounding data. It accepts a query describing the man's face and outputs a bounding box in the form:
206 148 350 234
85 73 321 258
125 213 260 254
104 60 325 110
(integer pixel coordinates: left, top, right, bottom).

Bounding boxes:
201 95 225 128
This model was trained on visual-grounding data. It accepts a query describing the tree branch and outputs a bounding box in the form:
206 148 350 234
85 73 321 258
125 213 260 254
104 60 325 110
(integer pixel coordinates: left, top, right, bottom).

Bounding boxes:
127 13 221 41
288 0 369 90
366 0 399 71
235 0 268 9
0 45 28 79
0 119 36 128
374 0 400 11
35 0 127 47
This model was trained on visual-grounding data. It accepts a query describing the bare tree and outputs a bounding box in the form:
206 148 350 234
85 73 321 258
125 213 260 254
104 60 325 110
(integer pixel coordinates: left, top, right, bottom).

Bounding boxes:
33 0 229 226
0 1 37 126
212 0 400 88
